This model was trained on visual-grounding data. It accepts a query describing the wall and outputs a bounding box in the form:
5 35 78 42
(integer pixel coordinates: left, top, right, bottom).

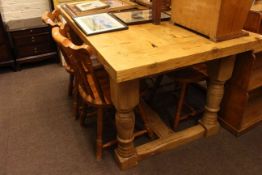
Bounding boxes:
0 0 51 22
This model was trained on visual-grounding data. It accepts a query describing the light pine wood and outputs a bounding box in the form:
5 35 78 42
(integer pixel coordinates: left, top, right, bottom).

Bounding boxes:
136 125 205 161
252 0 262 11
200 56 235 136
171 0 254 41
41 9 62 27
57 6 262 170
110 79 139 169
139 100 174 138
59 6 262 83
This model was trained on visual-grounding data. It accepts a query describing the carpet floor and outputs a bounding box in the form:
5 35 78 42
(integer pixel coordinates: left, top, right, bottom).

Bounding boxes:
0 63 261 175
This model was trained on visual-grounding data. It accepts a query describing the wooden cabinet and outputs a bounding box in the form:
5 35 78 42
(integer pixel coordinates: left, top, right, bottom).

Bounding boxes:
6 17 57 69
0 13 14 67
219 4 262 136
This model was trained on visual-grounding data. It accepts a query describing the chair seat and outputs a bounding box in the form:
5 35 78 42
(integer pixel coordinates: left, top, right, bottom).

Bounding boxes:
78 69 112 107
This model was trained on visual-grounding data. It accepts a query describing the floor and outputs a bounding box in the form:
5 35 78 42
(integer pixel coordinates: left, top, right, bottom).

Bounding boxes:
0 63 261 175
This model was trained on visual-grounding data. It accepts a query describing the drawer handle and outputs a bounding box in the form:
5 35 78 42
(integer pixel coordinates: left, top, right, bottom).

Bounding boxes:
31 36 35 42
34 47 38 54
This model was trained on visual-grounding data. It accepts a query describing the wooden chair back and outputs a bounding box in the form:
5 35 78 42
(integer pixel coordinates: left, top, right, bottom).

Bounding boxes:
52 24 77 70
42 9 83 45
41 9 62 27
51 26 108 105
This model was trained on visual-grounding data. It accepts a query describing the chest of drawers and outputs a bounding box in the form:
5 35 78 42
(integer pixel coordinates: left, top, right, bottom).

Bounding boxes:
6 18 58 69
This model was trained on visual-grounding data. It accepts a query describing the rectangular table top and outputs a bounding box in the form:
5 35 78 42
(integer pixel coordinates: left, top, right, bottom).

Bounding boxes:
59 6 262 83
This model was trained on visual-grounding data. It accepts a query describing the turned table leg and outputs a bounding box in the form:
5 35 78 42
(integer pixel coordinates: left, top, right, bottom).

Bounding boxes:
200 56 236 136
110 78 140 170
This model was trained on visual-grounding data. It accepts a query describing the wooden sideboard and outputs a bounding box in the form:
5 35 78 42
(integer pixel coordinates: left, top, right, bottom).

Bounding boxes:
0 13 14 68
219 5 262 136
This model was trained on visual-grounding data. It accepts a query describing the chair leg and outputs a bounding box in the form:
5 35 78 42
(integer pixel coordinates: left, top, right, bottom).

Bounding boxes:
73 88 81 120
68 74 74 96
79 103 87 126
174 82 188 129
96 108 103 160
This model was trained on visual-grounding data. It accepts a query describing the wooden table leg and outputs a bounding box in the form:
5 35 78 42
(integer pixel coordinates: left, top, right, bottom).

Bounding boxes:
200 56 236 136
110 78 139 170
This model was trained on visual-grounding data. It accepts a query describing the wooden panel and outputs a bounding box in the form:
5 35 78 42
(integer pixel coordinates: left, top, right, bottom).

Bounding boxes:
244 11 262 33
171 0 220 37
253 52 262 69
171 0 253 41
219 51 262 135
220 52 254 131
248 67 262 91
16 43 55 58
11 27 50 38
242 88 262 130
228 52 255 91
13 33 53 46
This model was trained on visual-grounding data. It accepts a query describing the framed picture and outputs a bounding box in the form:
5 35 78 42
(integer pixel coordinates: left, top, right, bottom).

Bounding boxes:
63 0 138 17
111 9 170 25
75 1 109 11
51 0 80 9
74 13 128 35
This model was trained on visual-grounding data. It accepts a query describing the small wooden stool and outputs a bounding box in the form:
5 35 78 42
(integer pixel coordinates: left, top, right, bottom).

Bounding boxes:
150 65 207 130
168 66 207 129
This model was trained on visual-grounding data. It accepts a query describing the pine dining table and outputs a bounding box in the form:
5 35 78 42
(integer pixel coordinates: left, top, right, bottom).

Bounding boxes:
58 5 262 170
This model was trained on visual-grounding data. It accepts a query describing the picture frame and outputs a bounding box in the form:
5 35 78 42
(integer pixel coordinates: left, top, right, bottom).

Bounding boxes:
111 9 170 25
51 0 80 9
62 0 138 17
74 13 128 35
75 0 109 11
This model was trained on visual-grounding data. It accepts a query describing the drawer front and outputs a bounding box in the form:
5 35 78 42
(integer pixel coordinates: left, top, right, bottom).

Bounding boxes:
0 32 4 44
16 43 56 58
11 27 50 38
13 33 54 46
0 31 7 44
0 44 12 61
